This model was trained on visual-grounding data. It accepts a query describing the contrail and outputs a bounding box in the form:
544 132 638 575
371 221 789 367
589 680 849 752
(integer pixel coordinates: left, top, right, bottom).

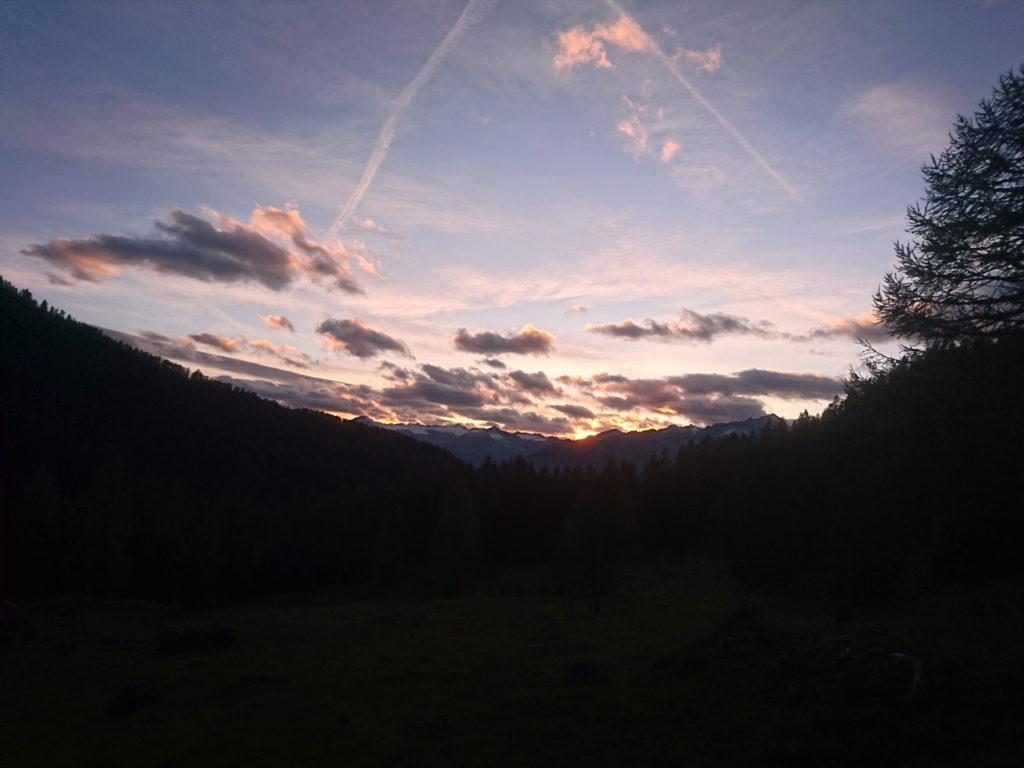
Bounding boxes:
326 0 495 239
604 0 801 201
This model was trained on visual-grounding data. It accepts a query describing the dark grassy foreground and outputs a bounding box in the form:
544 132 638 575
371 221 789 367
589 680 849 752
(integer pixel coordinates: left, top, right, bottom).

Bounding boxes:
3 567 1024 768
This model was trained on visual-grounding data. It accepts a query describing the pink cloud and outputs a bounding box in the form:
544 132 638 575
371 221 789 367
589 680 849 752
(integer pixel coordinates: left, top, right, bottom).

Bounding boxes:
659 140 681 163
673 43 722 73
553 16 650 71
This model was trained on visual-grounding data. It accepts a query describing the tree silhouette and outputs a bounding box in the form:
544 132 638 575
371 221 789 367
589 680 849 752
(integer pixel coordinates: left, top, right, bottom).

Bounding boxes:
875 65 1024 345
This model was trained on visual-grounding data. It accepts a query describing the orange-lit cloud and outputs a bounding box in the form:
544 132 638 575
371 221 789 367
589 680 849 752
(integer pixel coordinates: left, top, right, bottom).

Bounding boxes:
659 140 681 163
807 311 891 343
553 16 650 71
22 205 363 293
262 314 295 332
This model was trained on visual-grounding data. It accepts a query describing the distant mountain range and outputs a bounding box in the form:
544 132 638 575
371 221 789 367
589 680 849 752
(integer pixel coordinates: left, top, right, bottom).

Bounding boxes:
353 414 785 468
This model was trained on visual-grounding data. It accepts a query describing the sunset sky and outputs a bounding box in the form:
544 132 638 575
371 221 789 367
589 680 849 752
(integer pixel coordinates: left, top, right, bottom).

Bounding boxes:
2 0 1022 436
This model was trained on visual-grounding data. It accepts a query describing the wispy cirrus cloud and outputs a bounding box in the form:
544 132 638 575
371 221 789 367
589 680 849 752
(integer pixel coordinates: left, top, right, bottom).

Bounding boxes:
673 43 721 73
110 329 315 375
348 217 403 241
617 94 653 159
844 82 953 158
583 2 800 200
174 329 313 368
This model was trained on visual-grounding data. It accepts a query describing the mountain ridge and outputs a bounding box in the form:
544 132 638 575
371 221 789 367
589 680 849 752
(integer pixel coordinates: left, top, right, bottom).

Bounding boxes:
355 414 785 468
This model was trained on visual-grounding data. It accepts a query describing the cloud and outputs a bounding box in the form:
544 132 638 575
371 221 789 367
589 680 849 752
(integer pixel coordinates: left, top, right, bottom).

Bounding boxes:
670 164 728 195
667 369 844 400
673 43 722 73
218 375 386 418
455 407 573 435
170 329 313 367
553 16 650 71
245 338 314 369
262 314 295 332
552 403 596 419
569 368 843 425
23 205 363 293
348 217 403 241
108 329 316 379
381 364 504 411
588 308 779 343
565 304 588 316
553 14 720 76
588 307 893 346
804 311 891 343
22 209 294 289
325 0 496 237
109 327 843 436
46 272 75 286
317 318 411 359
248 204 363 293
453 324 555 356
659 140 681 163
188 333 240 353
617 94 651 159
480 357 507 369
600 1 800 200
844 82 952 158
508 369 559 396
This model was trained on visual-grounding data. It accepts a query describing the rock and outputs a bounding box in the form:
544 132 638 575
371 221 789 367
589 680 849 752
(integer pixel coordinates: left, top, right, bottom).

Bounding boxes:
107 680 160 718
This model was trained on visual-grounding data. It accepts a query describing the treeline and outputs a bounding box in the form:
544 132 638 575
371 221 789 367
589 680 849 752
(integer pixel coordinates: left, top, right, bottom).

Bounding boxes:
3 278 1023 610
465 335 1024 610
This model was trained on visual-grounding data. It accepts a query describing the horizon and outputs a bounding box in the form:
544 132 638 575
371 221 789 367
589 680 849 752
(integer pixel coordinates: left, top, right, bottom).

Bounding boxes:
353 410 784 438
2 1 1022 438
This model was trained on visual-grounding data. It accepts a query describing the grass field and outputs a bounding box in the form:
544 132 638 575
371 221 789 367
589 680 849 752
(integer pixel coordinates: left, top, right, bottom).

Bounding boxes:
3 565 1024 767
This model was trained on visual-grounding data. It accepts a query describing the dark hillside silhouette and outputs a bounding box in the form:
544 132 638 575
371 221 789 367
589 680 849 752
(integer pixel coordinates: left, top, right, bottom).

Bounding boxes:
0 278 464 603
3 276 1023 610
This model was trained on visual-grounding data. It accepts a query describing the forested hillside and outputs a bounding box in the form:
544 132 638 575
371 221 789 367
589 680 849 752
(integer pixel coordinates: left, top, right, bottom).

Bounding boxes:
0 278 464 603
5 276 1022 612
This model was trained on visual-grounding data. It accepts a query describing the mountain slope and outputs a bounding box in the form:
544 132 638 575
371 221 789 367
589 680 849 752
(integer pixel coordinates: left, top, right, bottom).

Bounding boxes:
0 278 463 602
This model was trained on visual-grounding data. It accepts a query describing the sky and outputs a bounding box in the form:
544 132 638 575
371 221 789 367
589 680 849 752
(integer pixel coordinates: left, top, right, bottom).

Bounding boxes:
2 0 1022 437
